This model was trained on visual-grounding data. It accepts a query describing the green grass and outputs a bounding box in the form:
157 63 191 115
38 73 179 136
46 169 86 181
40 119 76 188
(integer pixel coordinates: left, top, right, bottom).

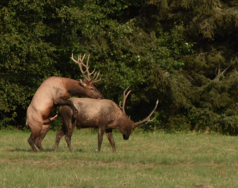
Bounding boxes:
0 129 238 188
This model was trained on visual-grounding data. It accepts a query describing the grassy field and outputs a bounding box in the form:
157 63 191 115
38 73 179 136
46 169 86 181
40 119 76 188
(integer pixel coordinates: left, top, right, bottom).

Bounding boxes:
0 129 238 188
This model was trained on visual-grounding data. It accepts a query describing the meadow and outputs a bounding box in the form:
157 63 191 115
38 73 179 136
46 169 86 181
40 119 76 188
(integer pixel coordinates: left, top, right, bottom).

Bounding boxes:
0 129 238 188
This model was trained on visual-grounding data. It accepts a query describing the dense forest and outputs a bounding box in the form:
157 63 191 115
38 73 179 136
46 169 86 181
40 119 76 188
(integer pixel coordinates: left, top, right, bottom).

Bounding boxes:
0 0 238 134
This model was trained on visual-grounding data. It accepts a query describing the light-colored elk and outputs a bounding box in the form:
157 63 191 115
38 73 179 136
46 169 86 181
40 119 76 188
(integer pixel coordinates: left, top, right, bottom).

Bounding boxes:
54 87 159 152
26 54 103 152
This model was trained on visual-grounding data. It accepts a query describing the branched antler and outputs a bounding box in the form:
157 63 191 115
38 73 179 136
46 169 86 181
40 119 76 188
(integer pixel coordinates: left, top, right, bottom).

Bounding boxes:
71 53 101 83
119 86 132 114
133 99 159 127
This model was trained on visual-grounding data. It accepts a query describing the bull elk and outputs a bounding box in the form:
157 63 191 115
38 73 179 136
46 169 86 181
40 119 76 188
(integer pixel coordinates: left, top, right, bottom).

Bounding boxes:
54 87 159 152
26 54 103 152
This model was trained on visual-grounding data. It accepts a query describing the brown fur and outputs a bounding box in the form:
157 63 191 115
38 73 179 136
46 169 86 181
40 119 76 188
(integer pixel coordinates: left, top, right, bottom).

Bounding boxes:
54 97 158 152
26 76 103 152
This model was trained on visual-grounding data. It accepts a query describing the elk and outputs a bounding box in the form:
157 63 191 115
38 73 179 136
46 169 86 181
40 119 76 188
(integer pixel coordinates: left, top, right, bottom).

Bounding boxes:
54 87 159 152
26 54 103 152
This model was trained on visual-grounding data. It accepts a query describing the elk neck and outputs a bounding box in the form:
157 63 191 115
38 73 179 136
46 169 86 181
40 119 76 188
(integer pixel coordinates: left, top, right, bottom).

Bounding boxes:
63 78 85 96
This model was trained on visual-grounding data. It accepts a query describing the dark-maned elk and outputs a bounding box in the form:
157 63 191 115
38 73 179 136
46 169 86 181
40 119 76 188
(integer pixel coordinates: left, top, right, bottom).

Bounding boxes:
54 87 159 152
26 54 103 152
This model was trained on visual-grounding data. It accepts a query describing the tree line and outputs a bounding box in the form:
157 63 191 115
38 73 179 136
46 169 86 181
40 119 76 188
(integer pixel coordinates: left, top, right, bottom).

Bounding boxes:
1 0 238 134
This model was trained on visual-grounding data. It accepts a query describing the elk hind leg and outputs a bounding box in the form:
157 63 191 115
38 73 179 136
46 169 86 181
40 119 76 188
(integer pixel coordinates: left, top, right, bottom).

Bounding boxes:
34 124 50 151
54 98 78 118
106 130 116 153
27 124 42 152
28 134 38 152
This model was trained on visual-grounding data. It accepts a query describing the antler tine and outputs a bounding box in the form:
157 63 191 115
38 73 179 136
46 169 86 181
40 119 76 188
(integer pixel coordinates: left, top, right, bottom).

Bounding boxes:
78 53 87 71
90 72 101 83
92 71 99 79
86 54 90 67
84 54 92 80
119 101 123 110
71 53 85 69
82 54 100 82
89 69 96 76
78 54 87 75
123 86 131 99
71 53 101 83
86 68 96 79
145 117 156 124
71 53 79 64
72 53 90 82
79 54 86 66
82 54 93 78
121 86 132 115
134 99 159 127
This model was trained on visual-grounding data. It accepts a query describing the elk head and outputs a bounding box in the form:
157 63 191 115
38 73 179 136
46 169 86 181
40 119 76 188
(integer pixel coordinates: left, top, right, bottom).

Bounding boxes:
71 53 103 99
119 87 159 140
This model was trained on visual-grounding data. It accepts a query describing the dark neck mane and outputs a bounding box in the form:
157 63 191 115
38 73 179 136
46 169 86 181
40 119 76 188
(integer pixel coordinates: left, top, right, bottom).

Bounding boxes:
64 78 85 96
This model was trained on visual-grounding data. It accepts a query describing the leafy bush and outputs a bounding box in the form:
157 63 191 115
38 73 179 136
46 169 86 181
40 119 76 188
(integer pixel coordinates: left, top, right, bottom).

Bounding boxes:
1 0 238 135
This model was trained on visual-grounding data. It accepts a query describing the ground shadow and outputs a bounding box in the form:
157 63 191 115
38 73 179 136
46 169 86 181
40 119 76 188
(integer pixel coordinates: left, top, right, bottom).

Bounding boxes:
9 148 55 152
8 148 85 153
73 148 84 152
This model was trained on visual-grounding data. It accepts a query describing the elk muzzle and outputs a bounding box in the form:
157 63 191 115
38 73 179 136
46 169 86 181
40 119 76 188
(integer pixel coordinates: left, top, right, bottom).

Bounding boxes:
123 134 129 140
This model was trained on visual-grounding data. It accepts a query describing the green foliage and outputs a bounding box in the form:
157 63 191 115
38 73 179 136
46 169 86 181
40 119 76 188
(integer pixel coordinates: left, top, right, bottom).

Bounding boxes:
0 0 238 135
0 0 62 126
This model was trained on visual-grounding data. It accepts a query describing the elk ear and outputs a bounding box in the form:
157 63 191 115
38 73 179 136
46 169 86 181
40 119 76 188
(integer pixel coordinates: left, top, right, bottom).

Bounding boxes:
79 79 86 87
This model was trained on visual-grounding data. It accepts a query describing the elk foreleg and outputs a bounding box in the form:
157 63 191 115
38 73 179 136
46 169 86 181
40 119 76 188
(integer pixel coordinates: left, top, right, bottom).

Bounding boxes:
97 127 105 152
54 98 78 118
106 130 116 153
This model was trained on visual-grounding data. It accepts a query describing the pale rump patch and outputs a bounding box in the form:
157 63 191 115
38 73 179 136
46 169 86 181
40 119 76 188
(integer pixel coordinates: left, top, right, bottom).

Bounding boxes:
49 114 58 121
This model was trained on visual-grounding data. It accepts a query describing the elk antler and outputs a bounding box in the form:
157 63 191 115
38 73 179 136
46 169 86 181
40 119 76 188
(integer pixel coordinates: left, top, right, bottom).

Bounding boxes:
119 86 132 114
71 53 101 83
133 99 159 128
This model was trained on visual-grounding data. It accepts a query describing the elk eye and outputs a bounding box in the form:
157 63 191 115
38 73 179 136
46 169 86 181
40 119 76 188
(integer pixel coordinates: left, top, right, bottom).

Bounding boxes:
90 88 94 91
